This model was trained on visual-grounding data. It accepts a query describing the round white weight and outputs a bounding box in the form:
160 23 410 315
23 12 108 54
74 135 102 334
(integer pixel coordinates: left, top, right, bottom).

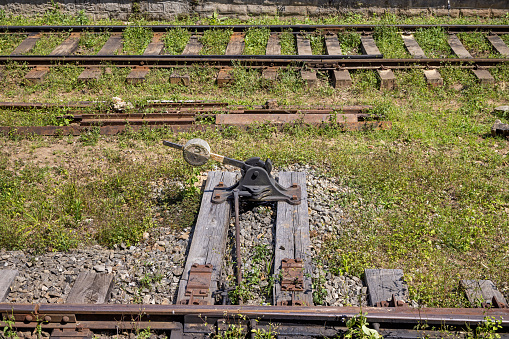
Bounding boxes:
183 138 211 166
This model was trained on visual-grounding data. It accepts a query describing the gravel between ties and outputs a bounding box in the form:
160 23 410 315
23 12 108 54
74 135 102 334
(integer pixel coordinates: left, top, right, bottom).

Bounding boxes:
1 165 367 306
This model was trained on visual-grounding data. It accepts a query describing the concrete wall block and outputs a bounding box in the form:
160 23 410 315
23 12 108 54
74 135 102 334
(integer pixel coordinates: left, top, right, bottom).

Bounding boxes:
401 8 430 16
279 5 308 16
0 0 507 19
246 4 277 15
492 9 508 17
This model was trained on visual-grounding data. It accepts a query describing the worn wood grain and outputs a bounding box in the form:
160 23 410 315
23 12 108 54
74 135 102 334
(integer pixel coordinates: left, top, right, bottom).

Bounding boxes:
182 35 203 55
11 33 40 55
296 35 313 56
49 33 80 56
402 34 426 58
377 69 396 90
361 36 395 90
97 33 123 55
365 269 407 306
325 34 342 55
262 66 279 80
325 34 352 88
461 280 507 306
448 34 472 58
360 36 381 55
24 66 49 84
66 272 114 304
297 34 317 87
78 67 102 82
126 66 150 84
423 69 444 87
266 33 281 55
472 69 495 84
225 32 245 55
274 172 313 306
79 33 122 82
143 33 165 56
0 270 18 302
177 171 237 303
332 70 353 88
487 35 509 57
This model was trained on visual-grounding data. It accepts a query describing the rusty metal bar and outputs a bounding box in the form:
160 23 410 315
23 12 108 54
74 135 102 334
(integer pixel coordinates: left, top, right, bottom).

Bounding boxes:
2 304 509 328
0 56 506 70
233 189 242 301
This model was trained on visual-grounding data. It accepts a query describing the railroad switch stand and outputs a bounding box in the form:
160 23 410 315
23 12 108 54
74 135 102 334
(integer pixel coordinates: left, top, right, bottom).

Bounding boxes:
163 138 303 303
163 138 302 205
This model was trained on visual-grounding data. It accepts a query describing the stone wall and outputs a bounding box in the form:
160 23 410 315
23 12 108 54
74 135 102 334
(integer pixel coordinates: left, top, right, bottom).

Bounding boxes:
0 0 507 21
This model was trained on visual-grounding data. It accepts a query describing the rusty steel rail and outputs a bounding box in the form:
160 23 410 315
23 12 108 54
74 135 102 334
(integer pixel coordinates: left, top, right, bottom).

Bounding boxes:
1 24 509 33
0 103 391 136
0 55 507 70
1 304 509 337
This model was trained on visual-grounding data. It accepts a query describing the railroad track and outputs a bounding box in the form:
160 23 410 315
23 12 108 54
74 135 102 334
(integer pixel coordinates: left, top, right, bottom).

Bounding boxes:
0 101 390 136
0 25 508 88
1 142 508 338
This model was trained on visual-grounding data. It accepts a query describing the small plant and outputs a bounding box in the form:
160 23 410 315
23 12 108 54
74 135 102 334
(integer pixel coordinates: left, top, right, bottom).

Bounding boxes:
467 317 503 339
345 312 381 339
2 313 19 339
79 126 101 146
251 321 278 339
312 274 328 305
215 322 245 339
139 272 163 289
136 327 152 339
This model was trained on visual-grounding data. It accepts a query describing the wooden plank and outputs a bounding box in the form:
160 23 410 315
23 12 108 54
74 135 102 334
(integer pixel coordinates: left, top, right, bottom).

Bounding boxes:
126 66 150 84
217 113 360 125
325 34 352 88
216 68 234 87
177 171 237 304
461 280 507 306
125 34 164 83
487 35 509 57
301 70 317 88
0 270 18 302
79 33 122 82
266 33 281 55
225 32 245 55
262 66 278 80
143 33 165 56
472 69 495 84
365 269 407 306
423 69 444 87
10 33 40 55
182 35 203 55
49 32 80 56
170 74 190 86
97 33 123 55
361 36 395 90
325 33 342 55
274 172 313 306
297 37 315 87
377 69 395 90
24 66 49 84
332 70 352 88
448 34 472 58
78 67 102 82
360 36 381 55
66 272 114 304
402 34 426 58
296 35 313 56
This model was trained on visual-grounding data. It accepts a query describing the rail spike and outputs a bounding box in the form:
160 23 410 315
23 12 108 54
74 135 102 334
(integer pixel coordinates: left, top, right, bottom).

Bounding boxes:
163 138 302 205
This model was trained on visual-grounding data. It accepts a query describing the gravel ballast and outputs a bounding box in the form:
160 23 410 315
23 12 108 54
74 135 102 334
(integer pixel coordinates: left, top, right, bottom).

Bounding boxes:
1 166 368 306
